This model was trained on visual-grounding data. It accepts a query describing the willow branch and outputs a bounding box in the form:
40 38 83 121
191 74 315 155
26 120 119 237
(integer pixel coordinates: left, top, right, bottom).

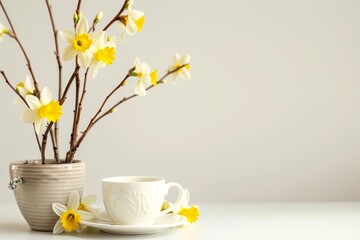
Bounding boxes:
0 0 40 97
103 0 129 31
45 0 61 162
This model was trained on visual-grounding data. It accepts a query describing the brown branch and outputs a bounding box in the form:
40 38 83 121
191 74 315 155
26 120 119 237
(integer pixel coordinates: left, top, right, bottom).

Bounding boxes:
75 68 90 129
103 0 129 31
76 0 82 15
0 0 40 97
50 128 60 163
66 72 131 163
45 0 61 162
0 70 42 152
41 122 54 164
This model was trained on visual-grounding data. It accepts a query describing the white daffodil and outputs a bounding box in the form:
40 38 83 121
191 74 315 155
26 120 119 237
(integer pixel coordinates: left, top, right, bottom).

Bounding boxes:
78 194 100 217
163 189 199 224
171 53 191 83
91 32 116 79
118 1 144 39
52 191 94 234
13 76 35 106
22 87 62 134
134 57 158 96
59 17 102 68
0 22 9 41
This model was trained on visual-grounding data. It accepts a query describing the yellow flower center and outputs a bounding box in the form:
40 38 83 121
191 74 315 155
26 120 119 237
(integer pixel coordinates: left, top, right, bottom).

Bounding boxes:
95 47 116 65
178 206 199 224
150 69 158 86
137 72 143 78
38 101 63 123
72 34 93 53
16 82 24 92
60 210 81 232
78 203 86 211
135 16 145 32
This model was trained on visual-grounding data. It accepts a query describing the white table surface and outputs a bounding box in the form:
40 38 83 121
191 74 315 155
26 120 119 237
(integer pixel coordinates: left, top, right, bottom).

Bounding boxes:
1 203 360 239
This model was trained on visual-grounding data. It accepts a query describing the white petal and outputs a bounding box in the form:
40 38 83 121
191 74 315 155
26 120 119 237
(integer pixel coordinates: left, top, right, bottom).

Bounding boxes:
76 17 89 34
89 31 105 45
53 219 65 234
36 118 48 134
81 195 96 206
22 109 37 123
126 20 138 36
52 203 67 216
142 75 151 86
174 53 181 64
40 87 52 105
180 68 191 80
135 80 146 96
78 52 91 68
18 88 28 97
129 10 144 21
75 224 85 233
179 54 191 65
62 45 77 61
24 76 34 92
135 57 142 71
67 191 80 210
78 210 94 221
142 63 150 75
59 30 75 43
25 95 41 110
92 63 100 79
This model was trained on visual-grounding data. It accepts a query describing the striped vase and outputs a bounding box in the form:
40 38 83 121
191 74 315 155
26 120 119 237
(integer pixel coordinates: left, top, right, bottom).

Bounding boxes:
9 160 86 232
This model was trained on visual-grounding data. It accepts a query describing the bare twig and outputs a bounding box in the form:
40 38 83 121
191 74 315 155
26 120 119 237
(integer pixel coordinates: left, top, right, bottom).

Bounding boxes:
50 128 60 163
76 0 82 15
0 70 42 152
0 0 40 97
103 0 129 31
45 0 61 162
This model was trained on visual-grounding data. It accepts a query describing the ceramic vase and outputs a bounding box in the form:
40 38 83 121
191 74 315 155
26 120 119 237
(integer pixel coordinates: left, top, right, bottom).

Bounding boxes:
9 160 85 232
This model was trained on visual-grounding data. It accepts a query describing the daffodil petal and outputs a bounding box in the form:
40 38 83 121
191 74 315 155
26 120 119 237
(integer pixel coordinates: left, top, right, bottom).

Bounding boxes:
180 55 191 65
22 109 37 123
24 76 34 92
81 195 96 206
78 210 94 221
40 87 51 105
59 30 75 43
180 68 191 80
174 53 181 64
63 45 77 61
135 57 142 72
92 63 100 79
89 31 104 44
25 95 41 110
75 224 85 233
53 219 65 234
135 80 146 96
76 17 89 34
78 52 91 68
129 10 144 20
52 203 67 217
126 20 137 35
36 118 48 134
67 191 80 210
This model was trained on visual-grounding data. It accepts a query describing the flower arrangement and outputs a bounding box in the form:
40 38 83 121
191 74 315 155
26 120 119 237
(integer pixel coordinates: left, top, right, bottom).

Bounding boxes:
0 0 191 164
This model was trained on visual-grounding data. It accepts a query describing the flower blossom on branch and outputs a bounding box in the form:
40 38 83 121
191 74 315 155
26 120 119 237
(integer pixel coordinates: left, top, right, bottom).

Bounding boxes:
133 57 157 96
59 17 102 68
22 87 62 134
0 22 9 41
13 76 35 106
91 32 116 79
118 0 145 39
171 53 191 83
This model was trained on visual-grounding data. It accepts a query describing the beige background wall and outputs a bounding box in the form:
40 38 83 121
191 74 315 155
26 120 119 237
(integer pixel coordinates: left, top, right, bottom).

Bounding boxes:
1 0 360 203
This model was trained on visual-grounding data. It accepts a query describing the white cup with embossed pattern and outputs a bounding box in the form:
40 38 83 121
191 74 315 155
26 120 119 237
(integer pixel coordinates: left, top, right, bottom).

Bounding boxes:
102 176 184 225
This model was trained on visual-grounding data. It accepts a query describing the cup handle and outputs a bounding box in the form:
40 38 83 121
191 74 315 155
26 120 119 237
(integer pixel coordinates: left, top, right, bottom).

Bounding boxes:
158 182 184 217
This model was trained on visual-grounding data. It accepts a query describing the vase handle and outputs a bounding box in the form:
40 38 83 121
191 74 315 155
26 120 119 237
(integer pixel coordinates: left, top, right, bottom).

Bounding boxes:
8 177 24 190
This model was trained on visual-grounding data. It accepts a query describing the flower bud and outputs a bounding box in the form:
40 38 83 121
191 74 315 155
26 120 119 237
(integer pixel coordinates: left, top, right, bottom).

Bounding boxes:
110 108 117 113
94 11 103 24
73 13 79 24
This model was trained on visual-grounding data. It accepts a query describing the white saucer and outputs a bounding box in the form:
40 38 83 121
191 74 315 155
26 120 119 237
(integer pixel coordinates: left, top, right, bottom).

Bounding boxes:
81 213 187 235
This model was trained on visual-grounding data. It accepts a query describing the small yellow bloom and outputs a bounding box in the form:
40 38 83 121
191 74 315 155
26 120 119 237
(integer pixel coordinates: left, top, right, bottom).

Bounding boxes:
95 47 115 65
60 209 81 232
178 206 200 224
150 69 158 86
170 53 191 83
72 34 93 53
38 100 62 123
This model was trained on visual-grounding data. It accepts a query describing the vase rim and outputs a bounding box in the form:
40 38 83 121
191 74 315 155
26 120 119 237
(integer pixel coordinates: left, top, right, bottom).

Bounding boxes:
9 159 84 167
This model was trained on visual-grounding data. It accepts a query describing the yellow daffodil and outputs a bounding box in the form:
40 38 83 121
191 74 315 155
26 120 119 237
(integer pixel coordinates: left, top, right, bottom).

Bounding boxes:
0 22 9 41
91 32 116 79
22 87 62 134
119 0 144 39
52 191 94 234
59 17 102 68
78 194 100 217
13 76 35 106
171 53 191 83
133 57 157 96
164 189 200 224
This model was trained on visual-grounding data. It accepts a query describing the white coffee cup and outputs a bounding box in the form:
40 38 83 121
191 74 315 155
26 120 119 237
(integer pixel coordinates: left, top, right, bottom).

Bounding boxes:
102 176 184 225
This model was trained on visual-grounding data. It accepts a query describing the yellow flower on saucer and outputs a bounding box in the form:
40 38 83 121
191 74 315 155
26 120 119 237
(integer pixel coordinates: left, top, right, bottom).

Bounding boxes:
52 191 94 234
